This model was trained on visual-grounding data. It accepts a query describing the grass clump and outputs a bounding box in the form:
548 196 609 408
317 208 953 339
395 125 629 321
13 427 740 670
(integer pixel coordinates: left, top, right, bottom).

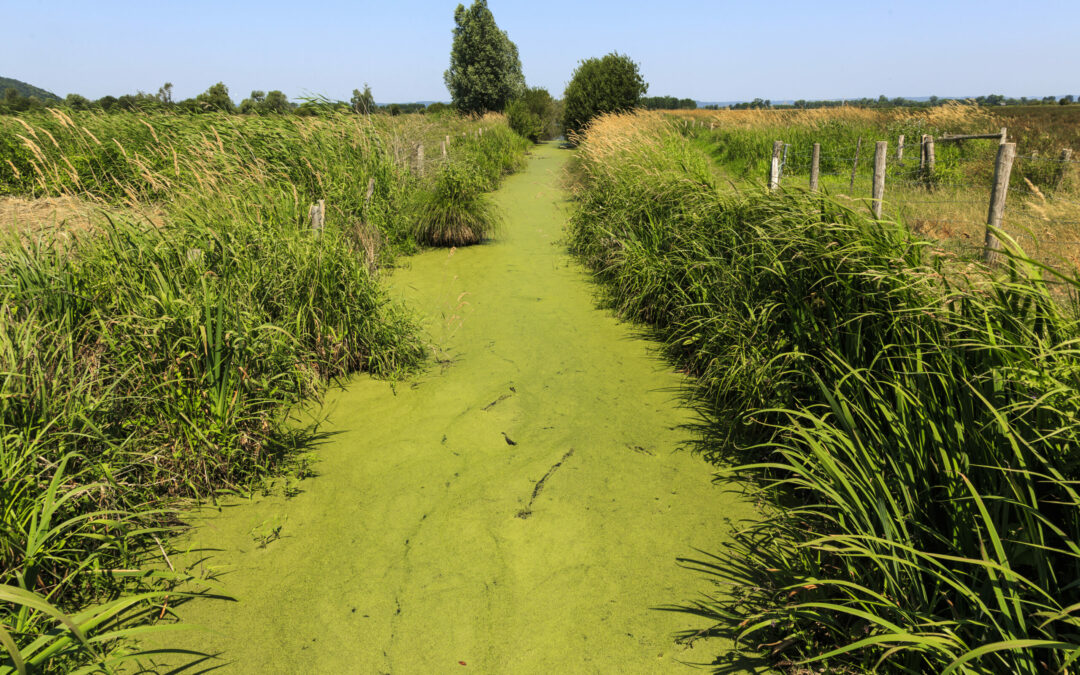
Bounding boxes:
413 160 500 246
568 111 1080 673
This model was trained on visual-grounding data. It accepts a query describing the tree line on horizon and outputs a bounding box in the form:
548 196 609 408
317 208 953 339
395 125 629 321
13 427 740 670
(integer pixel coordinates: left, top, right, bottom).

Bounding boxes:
727 93 1078 110
0 80 455 117
4 0 1075 132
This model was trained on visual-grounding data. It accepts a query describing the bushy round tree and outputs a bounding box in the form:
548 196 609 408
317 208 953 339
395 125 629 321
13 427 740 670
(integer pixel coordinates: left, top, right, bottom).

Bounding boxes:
562 52 647 137
195 82 235 113
444 0 525 114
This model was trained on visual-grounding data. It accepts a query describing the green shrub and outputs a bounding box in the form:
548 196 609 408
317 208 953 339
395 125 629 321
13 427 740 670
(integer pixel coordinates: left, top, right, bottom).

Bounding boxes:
506 99 542 142
562 52 647 138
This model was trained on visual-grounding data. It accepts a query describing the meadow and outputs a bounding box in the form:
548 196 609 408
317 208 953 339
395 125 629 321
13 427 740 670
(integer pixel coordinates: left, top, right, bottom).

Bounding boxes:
567 111 1080 673
668 105 1080 272
0 108 526 671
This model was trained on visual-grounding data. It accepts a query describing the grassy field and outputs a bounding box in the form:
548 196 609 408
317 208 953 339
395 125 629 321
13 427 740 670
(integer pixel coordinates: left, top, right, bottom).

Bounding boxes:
567 111 1080 673
667 105 1080 274
0 109 527 671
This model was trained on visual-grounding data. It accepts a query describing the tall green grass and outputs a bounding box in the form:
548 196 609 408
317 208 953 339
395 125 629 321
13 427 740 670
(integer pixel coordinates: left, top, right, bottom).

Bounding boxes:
569 112 1080 672
0 110 527 670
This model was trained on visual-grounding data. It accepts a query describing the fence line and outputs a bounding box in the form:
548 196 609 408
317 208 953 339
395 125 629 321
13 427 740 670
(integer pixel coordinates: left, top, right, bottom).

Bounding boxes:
758 130 1077 266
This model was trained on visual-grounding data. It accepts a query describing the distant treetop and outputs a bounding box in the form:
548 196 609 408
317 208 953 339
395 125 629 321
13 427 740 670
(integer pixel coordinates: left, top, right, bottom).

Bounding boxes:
444 0 525 114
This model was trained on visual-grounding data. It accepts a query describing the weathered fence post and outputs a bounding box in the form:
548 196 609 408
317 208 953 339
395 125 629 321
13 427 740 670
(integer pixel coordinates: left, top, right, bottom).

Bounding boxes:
1057 148 1074 189
309 199 325 231
896 134 905 163
441 140 447 158
769 140 783 190
920 134 927 171
983 142 1017 265
779 143 790 183
810 143 821 191
848 136 863 192
923 135 936 188
872 141 887 218
365 178 375 207
1000 127 1008 144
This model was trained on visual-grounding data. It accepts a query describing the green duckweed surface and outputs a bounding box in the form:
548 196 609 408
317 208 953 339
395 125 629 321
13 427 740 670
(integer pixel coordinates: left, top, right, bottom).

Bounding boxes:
157 142 753 673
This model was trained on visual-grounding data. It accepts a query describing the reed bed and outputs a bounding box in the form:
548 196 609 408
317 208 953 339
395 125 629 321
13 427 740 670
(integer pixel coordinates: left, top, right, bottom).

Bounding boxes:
568 111 1080 673
0 110 527 671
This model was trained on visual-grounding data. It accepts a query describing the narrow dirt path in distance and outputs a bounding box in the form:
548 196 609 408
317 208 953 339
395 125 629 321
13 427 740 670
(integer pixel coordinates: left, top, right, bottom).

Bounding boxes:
158 143 753 673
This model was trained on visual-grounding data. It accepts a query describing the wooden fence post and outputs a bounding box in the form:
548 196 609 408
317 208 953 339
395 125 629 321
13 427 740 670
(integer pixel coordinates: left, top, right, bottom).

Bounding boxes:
920 134 927 171
769 140 783 190
896 134 905 163
983 142 1016 265
848 136 862 193
810 143 821 191
309 199 325 231
1056 148 1073 189
365 178 375 207
1000 127 1008 144
872 141 887 218
923 135 936 188
779 143 790 183
441 140 447 158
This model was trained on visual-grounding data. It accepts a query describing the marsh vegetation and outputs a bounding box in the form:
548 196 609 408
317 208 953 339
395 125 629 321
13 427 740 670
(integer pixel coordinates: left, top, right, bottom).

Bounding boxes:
567 110 1080 672
0 108 526 671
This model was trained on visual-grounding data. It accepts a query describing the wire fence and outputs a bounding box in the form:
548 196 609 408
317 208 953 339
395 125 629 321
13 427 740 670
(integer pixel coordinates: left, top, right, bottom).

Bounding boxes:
763 135 1080 271
671 116 1079 271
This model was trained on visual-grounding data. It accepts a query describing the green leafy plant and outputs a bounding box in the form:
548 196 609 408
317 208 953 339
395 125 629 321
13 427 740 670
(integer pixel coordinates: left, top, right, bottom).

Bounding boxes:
506 99 543 142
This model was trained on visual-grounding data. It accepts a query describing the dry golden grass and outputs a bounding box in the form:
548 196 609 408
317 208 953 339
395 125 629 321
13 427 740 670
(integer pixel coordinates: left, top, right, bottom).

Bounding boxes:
670 101 993 132
0 195 165 238
805 161 1080 272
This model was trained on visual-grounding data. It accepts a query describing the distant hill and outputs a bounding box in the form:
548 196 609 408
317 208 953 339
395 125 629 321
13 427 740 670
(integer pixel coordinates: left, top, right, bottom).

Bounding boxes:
0 76 61 102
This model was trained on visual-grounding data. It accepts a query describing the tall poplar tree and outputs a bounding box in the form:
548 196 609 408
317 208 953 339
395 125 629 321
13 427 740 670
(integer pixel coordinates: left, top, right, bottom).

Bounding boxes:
444 1 525 114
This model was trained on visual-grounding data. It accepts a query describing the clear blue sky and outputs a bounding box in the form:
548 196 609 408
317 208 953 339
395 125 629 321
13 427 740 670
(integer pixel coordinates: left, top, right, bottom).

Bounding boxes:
4 0 1078 103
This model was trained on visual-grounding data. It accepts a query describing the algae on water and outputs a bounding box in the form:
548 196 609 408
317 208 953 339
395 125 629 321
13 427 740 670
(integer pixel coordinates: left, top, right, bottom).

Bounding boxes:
152 143 753 673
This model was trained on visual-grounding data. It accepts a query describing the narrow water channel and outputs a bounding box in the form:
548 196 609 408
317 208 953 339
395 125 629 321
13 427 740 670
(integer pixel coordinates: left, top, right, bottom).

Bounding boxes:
155 143 751 673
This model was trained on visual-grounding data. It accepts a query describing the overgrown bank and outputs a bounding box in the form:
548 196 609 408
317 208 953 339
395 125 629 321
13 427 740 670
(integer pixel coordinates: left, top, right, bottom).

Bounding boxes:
567 112 1080 673
0 110 527 671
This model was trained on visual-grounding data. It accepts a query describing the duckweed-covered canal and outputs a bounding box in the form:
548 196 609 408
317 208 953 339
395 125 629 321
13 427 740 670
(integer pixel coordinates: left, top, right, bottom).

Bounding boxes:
157 143 752 673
